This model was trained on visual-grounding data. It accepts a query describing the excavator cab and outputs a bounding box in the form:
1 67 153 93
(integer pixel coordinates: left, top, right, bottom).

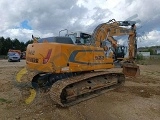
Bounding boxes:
115 45 127 61
66 31 92 45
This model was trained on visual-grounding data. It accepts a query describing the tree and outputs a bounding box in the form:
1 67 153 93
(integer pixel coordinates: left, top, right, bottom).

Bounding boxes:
25 40 33 47
3 37 13 55
12 39 21 50
147 48 154 55
20 42 26 51
0 37 5 54
0 36 35 55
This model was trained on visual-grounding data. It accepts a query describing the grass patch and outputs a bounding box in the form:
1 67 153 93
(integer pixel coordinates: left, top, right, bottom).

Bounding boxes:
136 55 160 65
137 59 160 65
0 98 12 103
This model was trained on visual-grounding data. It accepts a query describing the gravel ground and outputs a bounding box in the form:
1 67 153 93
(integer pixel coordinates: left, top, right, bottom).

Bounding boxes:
0 60 159 120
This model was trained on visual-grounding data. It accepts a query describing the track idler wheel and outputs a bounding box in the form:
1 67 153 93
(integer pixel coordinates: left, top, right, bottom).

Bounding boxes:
31 73 55 90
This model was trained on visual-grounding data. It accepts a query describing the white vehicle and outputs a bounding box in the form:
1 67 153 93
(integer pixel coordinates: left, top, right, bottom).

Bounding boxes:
8 52 20 62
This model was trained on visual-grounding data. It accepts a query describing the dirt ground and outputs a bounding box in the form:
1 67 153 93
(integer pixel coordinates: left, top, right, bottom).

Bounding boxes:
0 60 160 120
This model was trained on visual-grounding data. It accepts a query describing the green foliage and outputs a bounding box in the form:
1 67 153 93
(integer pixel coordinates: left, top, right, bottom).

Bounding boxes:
136 55 160 65
0 36 33 55
136 53 144 60
138 46 159 55
145 48 154 55
0 98 7 102
0 37 4 53
0 98 12 103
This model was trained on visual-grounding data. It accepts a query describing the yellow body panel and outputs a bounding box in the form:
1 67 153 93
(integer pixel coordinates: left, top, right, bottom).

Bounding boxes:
26 42 114 73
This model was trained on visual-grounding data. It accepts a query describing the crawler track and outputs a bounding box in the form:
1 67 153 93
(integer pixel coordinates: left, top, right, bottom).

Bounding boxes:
49 71 125 107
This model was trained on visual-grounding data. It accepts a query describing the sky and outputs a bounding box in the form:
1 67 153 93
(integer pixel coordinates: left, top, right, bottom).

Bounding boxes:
0 0 160 47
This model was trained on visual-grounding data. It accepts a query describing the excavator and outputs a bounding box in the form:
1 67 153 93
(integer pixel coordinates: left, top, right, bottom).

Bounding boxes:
25 19 140 107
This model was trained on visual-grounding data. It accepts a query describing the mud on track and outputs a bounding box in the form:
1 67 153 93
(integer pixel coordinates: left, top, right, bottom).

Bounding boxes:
0 60 160 120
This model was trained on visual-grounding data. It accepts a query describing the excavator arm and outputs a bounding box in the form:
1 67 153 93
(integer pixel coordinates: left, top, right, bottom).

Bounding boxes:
92 19 140 76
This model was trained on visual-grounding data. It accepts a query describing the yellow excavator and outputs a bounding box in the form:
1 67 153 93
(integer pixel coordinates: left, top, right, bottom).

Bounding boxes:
25 19 140 107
